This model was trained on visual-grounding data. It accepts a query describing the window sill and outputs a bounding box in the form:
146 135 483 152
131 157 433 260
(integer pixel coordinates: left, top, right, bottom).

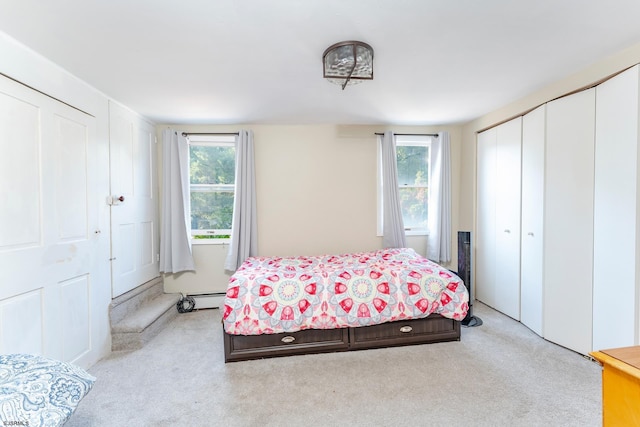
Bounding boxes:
406 230 429 237
192 239 230 246
375 231 429 237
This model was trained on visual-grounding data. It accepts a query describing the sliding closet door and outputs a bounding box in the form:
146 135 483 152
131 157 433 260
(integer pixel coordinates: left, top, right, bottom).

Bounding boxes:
593 65 640 350
520 105 545 336
476 127 497 308
476 117 521 319
494 118 522 320
544 88 595 355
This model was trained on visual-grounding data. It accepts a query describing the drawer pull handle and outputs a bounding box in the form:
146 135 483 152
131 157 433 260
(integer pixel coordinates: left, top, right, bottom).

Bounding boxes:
281 336 295 344
399 326 413 333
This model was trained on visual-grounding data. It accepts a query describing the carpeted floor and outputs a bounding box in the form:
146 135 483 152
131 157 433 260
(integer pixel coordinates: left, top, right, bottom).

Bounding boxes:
67 302 602 427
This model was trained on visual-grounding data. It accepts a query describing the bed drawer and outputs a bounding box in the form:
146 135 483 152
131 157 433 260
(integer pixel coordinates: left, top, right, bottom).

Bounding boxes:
349 315 460 350
224 327 349 362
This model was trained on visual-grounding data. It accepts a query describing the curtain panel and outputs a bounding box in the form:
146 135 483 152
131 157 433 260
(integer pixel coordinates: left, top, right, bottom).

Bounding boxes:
427 131 452 263
224 130 258 271
381 131 407 248
159 129 195 273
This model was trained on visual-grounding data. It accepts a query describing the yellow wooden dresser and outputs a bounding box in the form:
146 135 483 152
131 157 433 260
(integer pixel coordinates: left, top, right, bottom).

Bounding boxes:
591 346 640 426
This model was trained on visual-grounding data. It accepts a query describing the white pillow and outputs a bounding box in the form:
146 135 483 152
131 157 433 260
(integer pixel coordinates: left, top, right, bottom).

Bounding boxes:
0 354 96 427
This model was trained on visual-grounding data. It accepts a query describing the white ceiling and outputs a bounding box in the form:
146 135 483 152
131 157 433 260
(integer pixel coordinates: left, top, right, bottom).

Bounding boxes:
1 0 640 126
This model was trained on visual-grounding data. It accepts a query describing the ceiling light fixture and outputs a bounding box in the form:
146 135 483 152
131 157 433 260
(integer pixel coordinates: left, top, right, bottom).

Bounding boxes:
323 41 374 90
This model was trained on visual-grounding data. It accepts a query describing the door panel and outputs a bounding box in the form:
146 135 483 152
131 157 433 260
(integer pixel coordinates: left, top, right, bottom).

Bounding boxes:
593 65 640 349
520 105 545 336
109 102 159 297
544 89 595 355
476 118 522 319
0 75 103 367
0 91 40 250
0 290 43 355
54 114 88 240
60 274 91 362
476 128 497 307
494 117 522 320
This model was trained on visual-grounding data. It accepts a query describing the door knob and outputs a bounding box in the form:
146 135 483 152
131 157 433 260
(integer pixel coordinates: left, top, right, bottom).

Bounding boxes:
107 195 126 205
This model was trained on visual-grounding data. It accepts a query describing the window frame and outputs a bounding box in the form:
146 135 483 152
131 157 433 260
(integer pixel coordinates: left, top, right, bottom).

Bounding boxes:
377 134 432 237
187 134 237 245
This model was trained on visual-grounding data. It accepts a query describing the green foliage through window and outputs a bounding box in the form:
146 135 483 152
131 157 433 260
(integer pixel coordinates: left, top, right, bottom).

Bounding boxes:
396 140 430 231
189 139 236 239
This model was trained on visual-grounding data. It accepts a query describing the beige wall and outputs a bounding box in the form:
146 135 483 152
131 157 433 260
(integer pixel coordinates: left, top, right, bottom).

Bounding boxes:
162 123 464 295
163 40 640 298
459 41 640 236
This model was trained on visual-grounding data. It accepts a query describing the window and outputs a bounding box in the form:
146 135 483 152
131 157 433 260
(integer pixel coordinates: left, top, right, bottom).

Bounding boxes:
377 134 432 236
188 134 236 243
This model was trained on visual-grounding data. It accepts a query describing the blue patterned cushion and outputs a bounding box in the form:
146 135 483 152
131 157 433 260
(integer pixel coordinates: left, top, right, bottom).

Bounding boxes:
0 354 96 426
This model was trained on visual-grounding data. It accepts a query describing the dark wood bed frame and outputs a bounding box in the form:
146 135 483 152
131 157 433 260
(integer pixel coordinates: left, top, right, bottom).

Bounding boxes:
223 314 461 362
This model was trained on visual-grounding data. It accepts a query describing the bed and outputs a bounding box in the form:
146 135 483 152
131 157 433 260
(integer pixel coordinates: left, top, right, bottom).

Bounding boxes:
222 247 469 362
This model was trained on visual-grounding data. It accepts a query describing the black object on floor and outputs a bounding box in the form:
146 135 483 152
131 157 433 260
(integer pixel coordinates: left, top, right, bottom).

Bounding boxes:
458 231 482 328
462 315 483 327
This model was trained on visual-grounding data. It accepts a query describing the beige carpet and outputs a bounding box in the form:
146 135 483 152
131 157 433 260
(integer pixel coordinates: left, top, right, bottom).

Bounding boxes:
67 302 602 427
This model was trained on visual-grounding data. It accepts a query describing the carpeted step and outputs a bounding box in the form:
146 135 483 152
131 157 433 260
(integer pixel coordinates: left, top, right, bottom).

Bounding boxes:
111 292 181 351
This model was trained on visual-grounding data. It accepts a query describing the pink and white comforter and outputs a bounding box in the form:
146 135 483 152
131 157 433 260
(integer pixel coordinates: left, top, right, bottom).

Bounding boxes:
222 247 469 335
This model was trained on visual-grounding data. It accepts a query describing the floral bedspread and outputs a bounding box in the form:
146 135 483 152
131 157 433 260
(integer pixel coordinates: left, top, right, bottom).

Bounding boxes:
223 247 469 335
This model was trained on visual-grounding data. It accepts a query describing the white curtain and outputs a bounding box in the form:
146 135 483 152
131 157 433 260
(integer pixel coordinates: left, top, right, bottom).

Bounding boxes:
225 130 258 271
159 129 195 273
427 131 452 263
381 131 407 248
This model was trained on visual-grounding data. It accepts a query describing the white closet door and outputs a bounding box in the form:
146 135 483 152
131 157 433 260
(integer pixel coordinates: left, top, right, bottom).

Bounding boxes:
494 117 522 320
544 88 595 355
0 75 108 368
593 65 640 350
109 102 159 297
520 105 545 336
476 127 497 307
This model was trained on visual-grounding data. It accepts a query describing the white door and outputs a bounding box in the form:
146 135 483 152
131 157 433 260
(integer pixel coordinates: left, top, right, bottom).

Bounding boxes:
476 127 497 308
544 88 595 356
593 65 640 350
0 75 109 368
109 101 159 297
520 105 545 336
494 117 522 320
